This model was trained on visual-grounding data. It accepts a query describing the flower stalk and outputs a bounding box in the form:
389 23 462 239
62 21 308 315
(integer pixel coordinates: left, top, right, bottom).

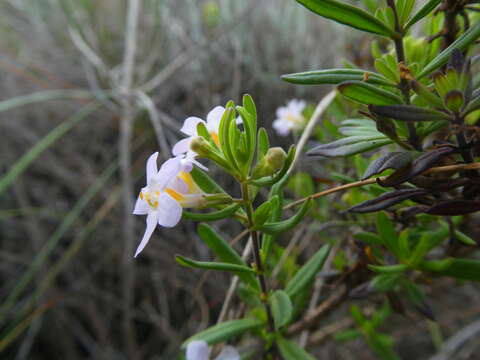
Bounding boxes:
241 182 275 333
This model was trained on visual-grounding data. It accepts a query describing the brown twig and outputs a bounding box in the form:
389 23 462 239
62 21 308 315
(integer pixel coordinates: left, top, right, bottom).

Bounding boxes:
284 162 480 211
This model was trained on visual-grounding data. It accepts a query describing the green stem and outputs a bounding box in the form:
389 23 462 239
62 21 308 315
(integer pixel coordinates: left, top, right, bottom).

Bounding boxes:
241 182 276 333
386 0 421 151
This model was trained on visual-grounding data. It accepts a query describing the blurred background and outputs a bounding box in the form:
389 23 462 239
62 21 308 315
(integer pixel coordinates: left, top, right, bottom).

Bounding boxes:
2 1 479 359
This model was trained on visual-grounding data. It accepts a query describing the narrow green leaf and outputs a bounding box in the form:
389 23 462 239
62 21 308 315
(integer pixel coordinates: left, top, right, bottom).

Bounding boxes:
281 68 394 86
258 197 312 235
285 244 331 297
376 212 398 255
409 225 449 265
420 258 480 281
296 0 394 37
197 224 259 289
277 336 316 360
270 290 293 329
405 0 442 30
334 329 361 341
183 318 263 347
175 255 255 274
419 21 480 79
257 127 270 161
371 273 401 292
307 135 392 158
454 230 476 246
254 199 275 227
354 232 384 245
190 167 227 194
338 81 403 105
368 264 408 273
183 204 241 221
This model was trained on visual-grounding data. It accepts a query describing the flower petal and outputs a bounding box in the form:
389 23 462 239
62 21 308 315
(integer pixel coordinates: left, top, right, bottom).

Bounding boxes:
186 341 211 360
157 192 182 227
155 157 182 190
215 346 240 360
133 196 149 215
288 99 306 114
146 152 159 186
181 117 204 136
134 211 158 257
172 137 193 156
206 106 225 132
273 118 292 136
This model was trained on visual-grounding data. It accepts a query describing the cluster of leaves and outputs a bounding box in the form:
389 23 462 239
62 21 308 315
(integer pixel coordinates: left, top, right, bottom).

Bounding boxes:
279 0 480 358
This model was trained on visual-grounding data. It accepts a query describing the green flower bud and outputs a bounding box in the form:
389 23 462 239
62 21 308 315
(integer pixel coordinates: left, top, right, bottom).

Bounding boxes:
190 136 212 157
252 147 287 179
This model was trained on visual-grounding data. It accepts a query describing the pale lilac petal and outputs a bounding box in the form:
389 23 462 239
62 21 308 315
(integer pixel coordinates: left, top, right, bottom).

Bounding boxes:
276 107 288 118
181 117 204 136
157 193 182 227
169 176 189 194
288 99 306 114
146 152 159 186
235 116 243 125
134 211 158 257
273 118 292 136
133 197 149 215
186 341 211 360
206 106 225 131
172 137 193 156
155 157 182 189
215 346 240 360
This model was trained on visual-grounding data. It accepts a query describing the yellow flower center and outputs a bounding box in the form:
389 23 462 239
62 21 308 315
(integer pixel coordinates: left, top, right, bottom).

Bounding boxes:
286 113 304 125
210 131 220 146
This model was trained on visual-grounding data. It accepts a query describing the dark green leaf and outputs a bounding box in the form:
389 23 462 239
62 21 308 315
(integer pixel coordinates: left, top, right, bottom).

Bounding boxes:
338 81 403 105
426 200 480 216
306 136 392 158
349 189 426 214
175 255 255 274
296 0 394 37
281 68 394 86
369 105 451 122
362 151 419 179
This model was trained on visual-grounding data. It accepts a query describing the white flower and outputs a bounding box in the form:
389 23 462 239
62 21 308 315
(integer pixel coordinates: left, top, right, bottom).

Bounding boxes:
186 341 239 360
172 106 226 158
273 99 306 136
133 152 206 257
